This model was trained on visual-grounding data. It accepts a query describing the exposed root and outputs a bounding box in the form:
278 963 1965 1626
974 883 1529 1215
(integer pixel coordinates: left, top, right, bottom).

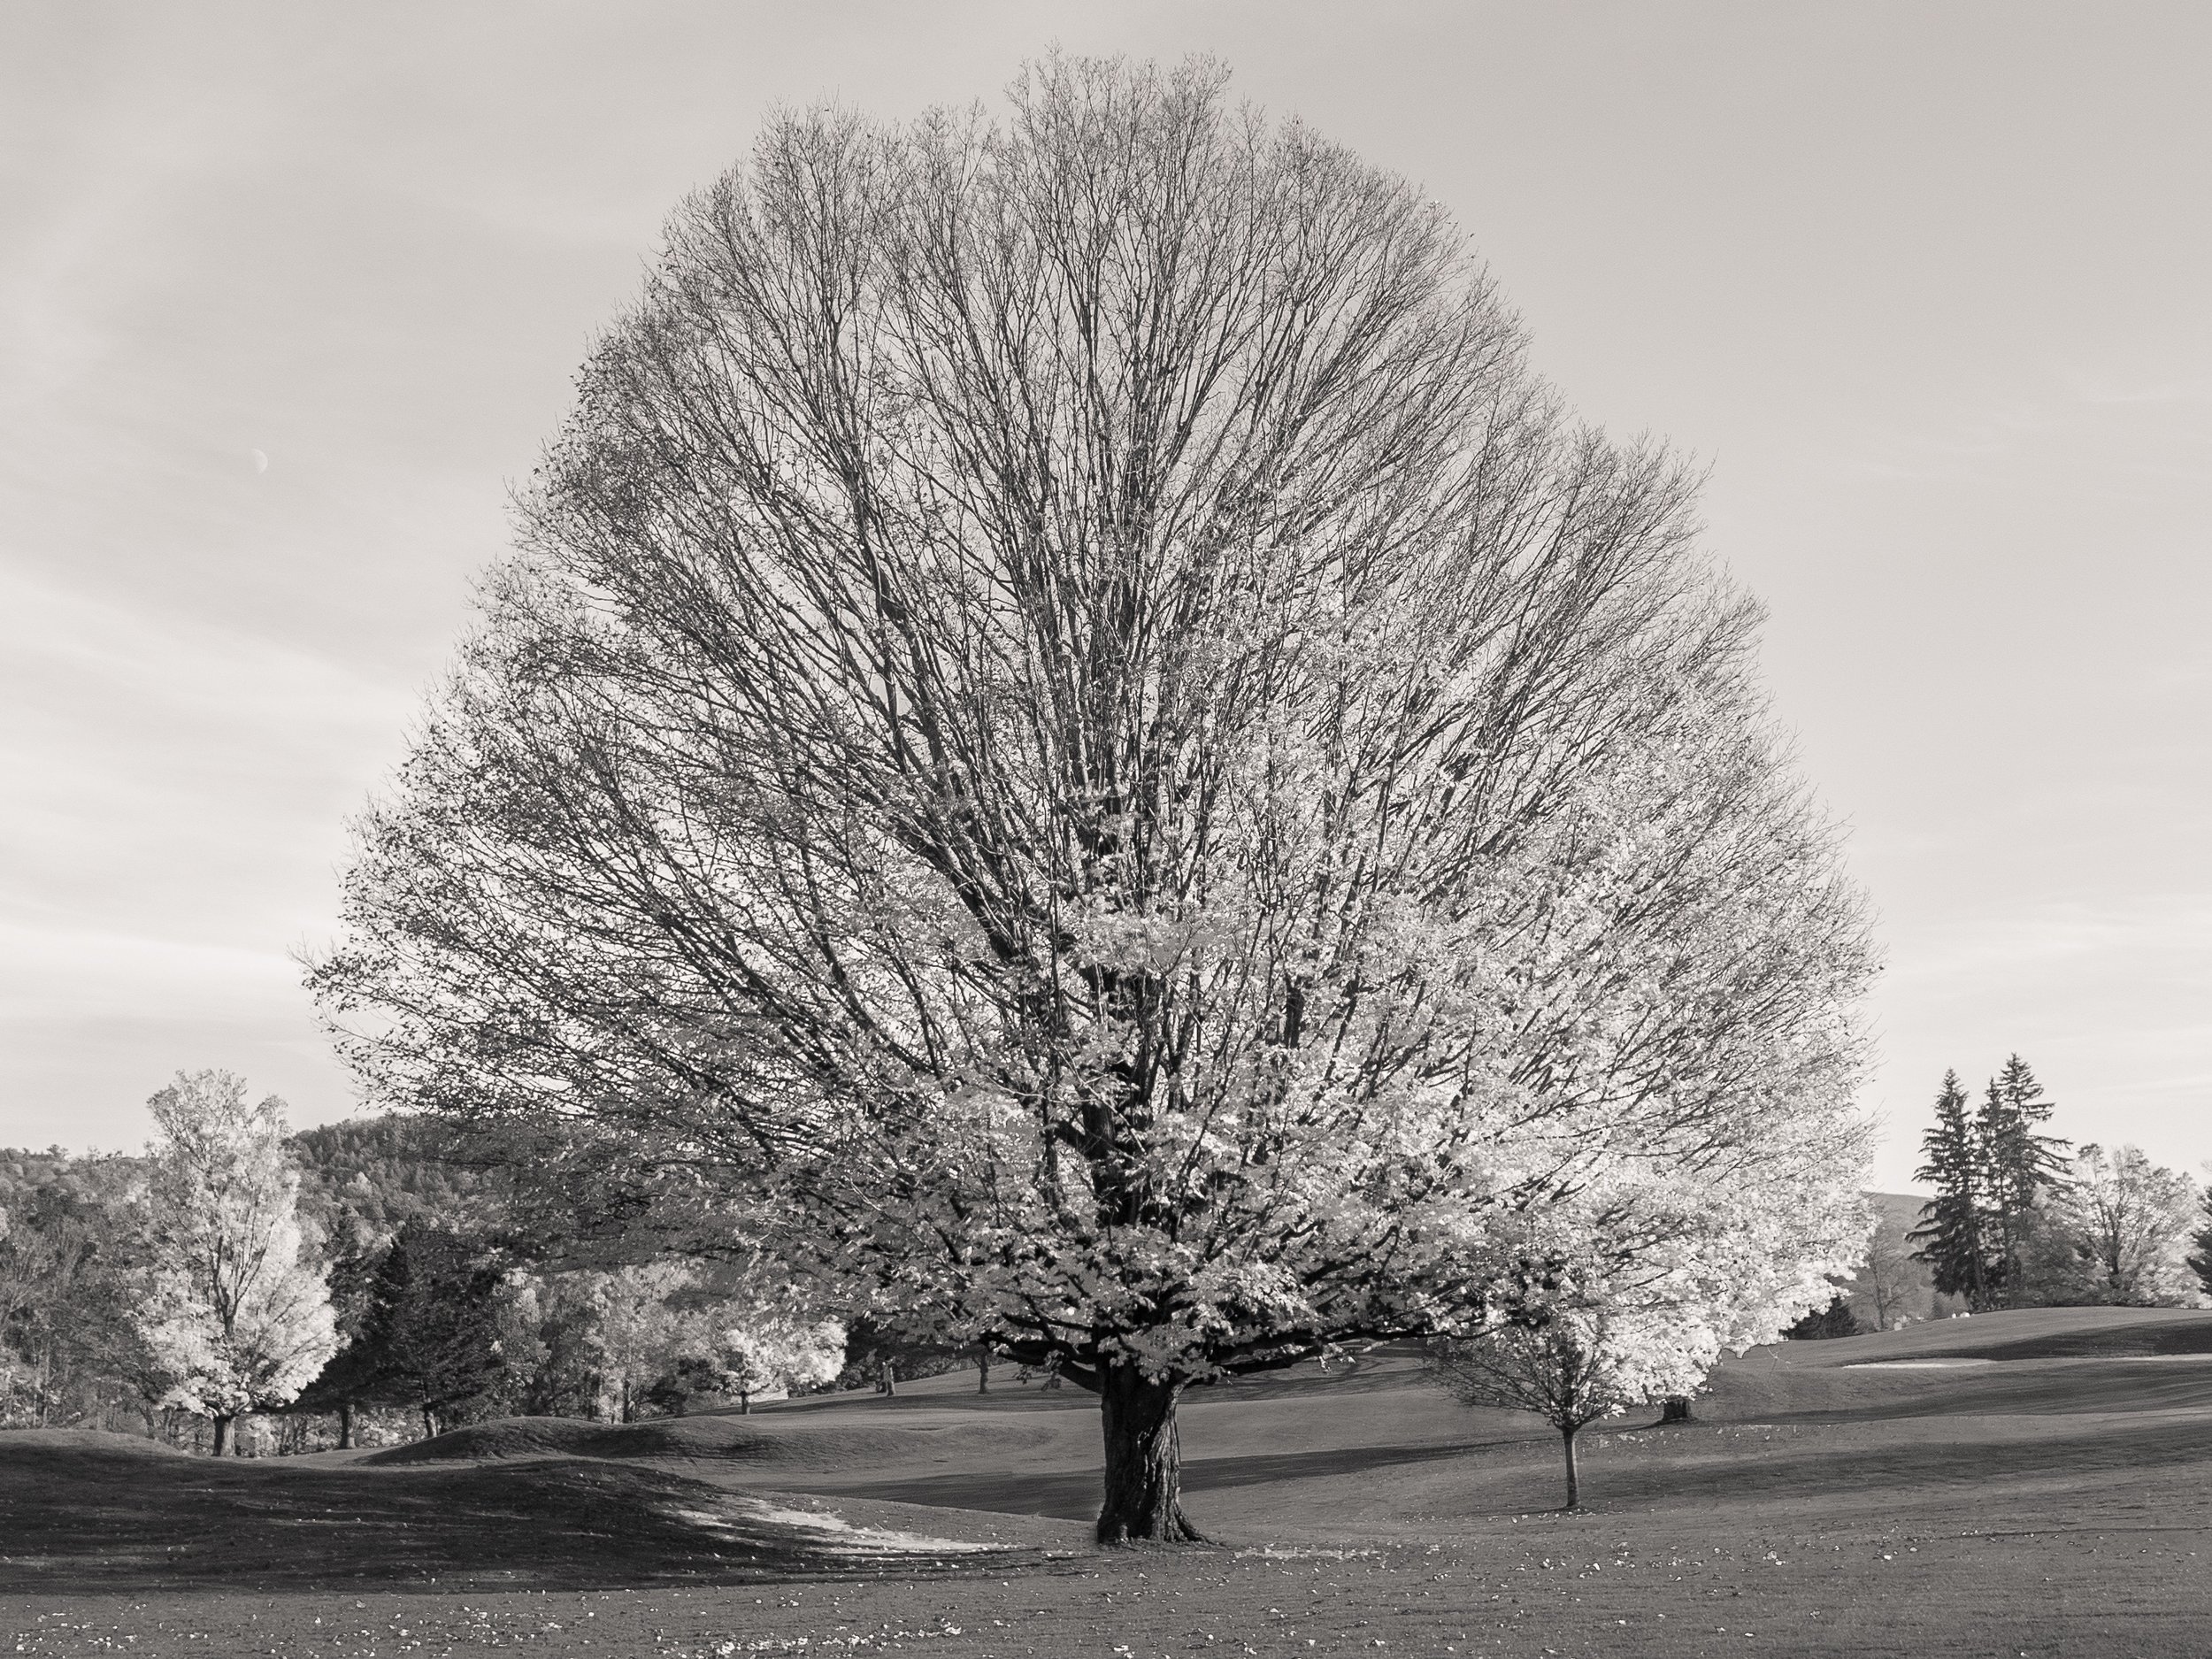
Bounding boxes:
1094 1503 1207 1546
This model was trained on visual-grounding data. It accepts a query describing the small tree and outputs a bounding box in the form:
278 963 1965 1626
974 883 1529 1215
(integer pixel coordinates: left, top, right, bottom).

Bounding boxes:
1854 1222 1922 1333
1432 1306 1717 1509
136 1071 337 1455
1431 1199 1858 1509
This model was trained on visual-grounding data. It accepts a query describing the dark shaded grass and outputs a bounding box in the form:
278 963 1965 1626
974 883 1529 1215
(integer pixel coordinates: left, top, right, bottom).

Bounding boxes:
9 1464 2209 1659
359 1409 1067 1472
1763 1306 2212 1369
1899 1322 2212 1362
0 1434 1023 1594
1440 1410 2212 1515
1709 1355 2212 1420
10 1312 2212 1655
786 1433 1528 1521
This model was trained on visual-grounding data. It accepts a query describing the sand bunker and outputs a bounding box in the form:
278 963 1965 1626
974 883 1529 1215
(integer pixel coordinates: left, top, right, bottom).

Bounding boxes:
1849 1358 1997 1369
671 1497 1000 1557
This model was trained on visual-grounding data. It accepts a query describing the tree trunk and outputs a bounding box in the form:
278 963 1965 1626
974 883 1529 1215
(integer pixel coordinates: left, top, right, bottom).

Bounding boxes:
1560 1425 1581 1510
211 1414 234 1457
337 1402 356 1449
978 1352 990 1394
1659 1395 1693 1424
739 1388 750 1416
1095 1363 1202 1545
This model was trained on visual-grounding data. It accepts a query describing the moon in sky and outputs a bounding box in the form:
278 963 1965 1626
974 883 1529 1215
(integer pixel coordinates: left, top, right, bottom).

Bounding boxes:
251 448 269 473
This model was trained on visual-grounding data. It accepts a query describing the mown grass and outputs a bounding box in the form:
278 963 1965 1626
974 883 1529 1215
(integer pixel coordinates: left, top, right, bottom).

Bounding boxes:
4 1308 2209 1657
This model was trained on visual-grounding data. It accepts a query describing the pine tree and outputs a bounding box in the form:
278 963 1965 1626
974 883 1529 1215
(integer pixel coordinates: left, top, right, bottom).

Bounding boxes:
2186 1183 2212 1302
1782 1292 1861 1340
354 1225 509 1438
1978 1056 2070 1306
1909 1070 1991 1307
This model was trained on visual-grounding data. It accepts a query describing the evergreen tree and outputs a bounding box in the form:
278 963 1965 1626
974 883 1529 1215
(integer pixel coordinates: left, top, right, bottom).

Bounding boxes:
1909 1070 1991 1307
1978 1056 2070 1306
2187 1182 2212 1302
1782 1291 1861 1340
290 1239 389 1448
334 1224 509 1438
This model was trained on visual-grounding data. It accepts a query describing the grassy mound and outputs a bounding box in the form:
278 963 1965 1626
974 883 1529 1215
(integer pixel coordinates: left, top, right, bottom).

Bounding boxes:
0 1433 1041 1594
364 1409 1071 1473
1758 1305 2212 1367
8 1308 2212 1653
0 1427 189 1461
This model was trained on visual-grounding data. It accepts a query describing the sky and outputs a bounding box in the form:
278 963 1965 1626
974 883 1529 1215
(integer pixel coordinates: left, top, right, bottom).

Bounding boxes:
2 2 2206 1190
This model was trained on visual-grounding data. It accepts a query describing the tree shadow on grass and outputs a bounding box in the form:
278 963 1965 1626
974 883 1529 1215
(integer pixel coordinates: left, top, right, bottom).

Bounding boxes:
1894 1322 2212 1363
1713 1356 2212 1422
0 1433 1025 1595
1531 1409 2212 1513
785 1434 1532 1521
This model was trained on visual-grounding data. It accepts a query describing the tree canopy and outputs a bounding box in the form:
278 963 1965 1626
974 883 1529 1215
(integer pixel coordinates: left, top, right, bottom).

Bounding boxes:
311 56 1876 1540
136 1071 337 1453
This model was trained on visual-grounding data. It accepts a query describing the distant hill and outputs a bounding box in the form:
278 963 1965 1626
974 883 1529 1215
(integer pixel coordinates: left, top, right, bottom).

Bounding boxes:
288 1114 503 1251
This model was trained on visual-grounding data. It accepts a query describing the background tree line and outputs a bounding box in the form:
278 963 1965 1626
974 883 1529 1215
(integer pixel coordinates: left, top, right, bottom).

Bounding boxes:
1909 1056 2208 1313
0 1072 856 1453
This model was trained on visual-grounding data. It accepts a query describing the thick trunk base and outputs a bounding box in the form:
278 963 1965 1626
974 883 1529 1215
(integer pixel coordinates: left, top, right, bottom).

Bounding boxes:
1659 1395 1693 1425
1094 1363 1203 1545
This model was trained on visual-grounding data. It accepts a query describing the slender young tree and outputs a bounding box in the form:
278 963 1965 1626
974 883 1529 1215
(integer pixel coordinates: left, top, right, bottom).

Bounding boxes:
1427 1201 1839 1509
1432 1317 1629 1510
136 1072 337 1455
311 57 1875 1541
1910 1070 1989 1308
1855 1221 1921 1333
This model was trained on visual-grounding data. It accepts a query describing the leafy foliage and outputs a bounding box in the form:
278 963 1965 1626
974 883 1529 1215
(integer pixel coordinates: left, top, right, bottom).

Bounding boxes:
0 1153 156 1428
309 58 1875 1537
288 1116 499 1258
134 1072 337 1447
2048 1145 2202 1307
